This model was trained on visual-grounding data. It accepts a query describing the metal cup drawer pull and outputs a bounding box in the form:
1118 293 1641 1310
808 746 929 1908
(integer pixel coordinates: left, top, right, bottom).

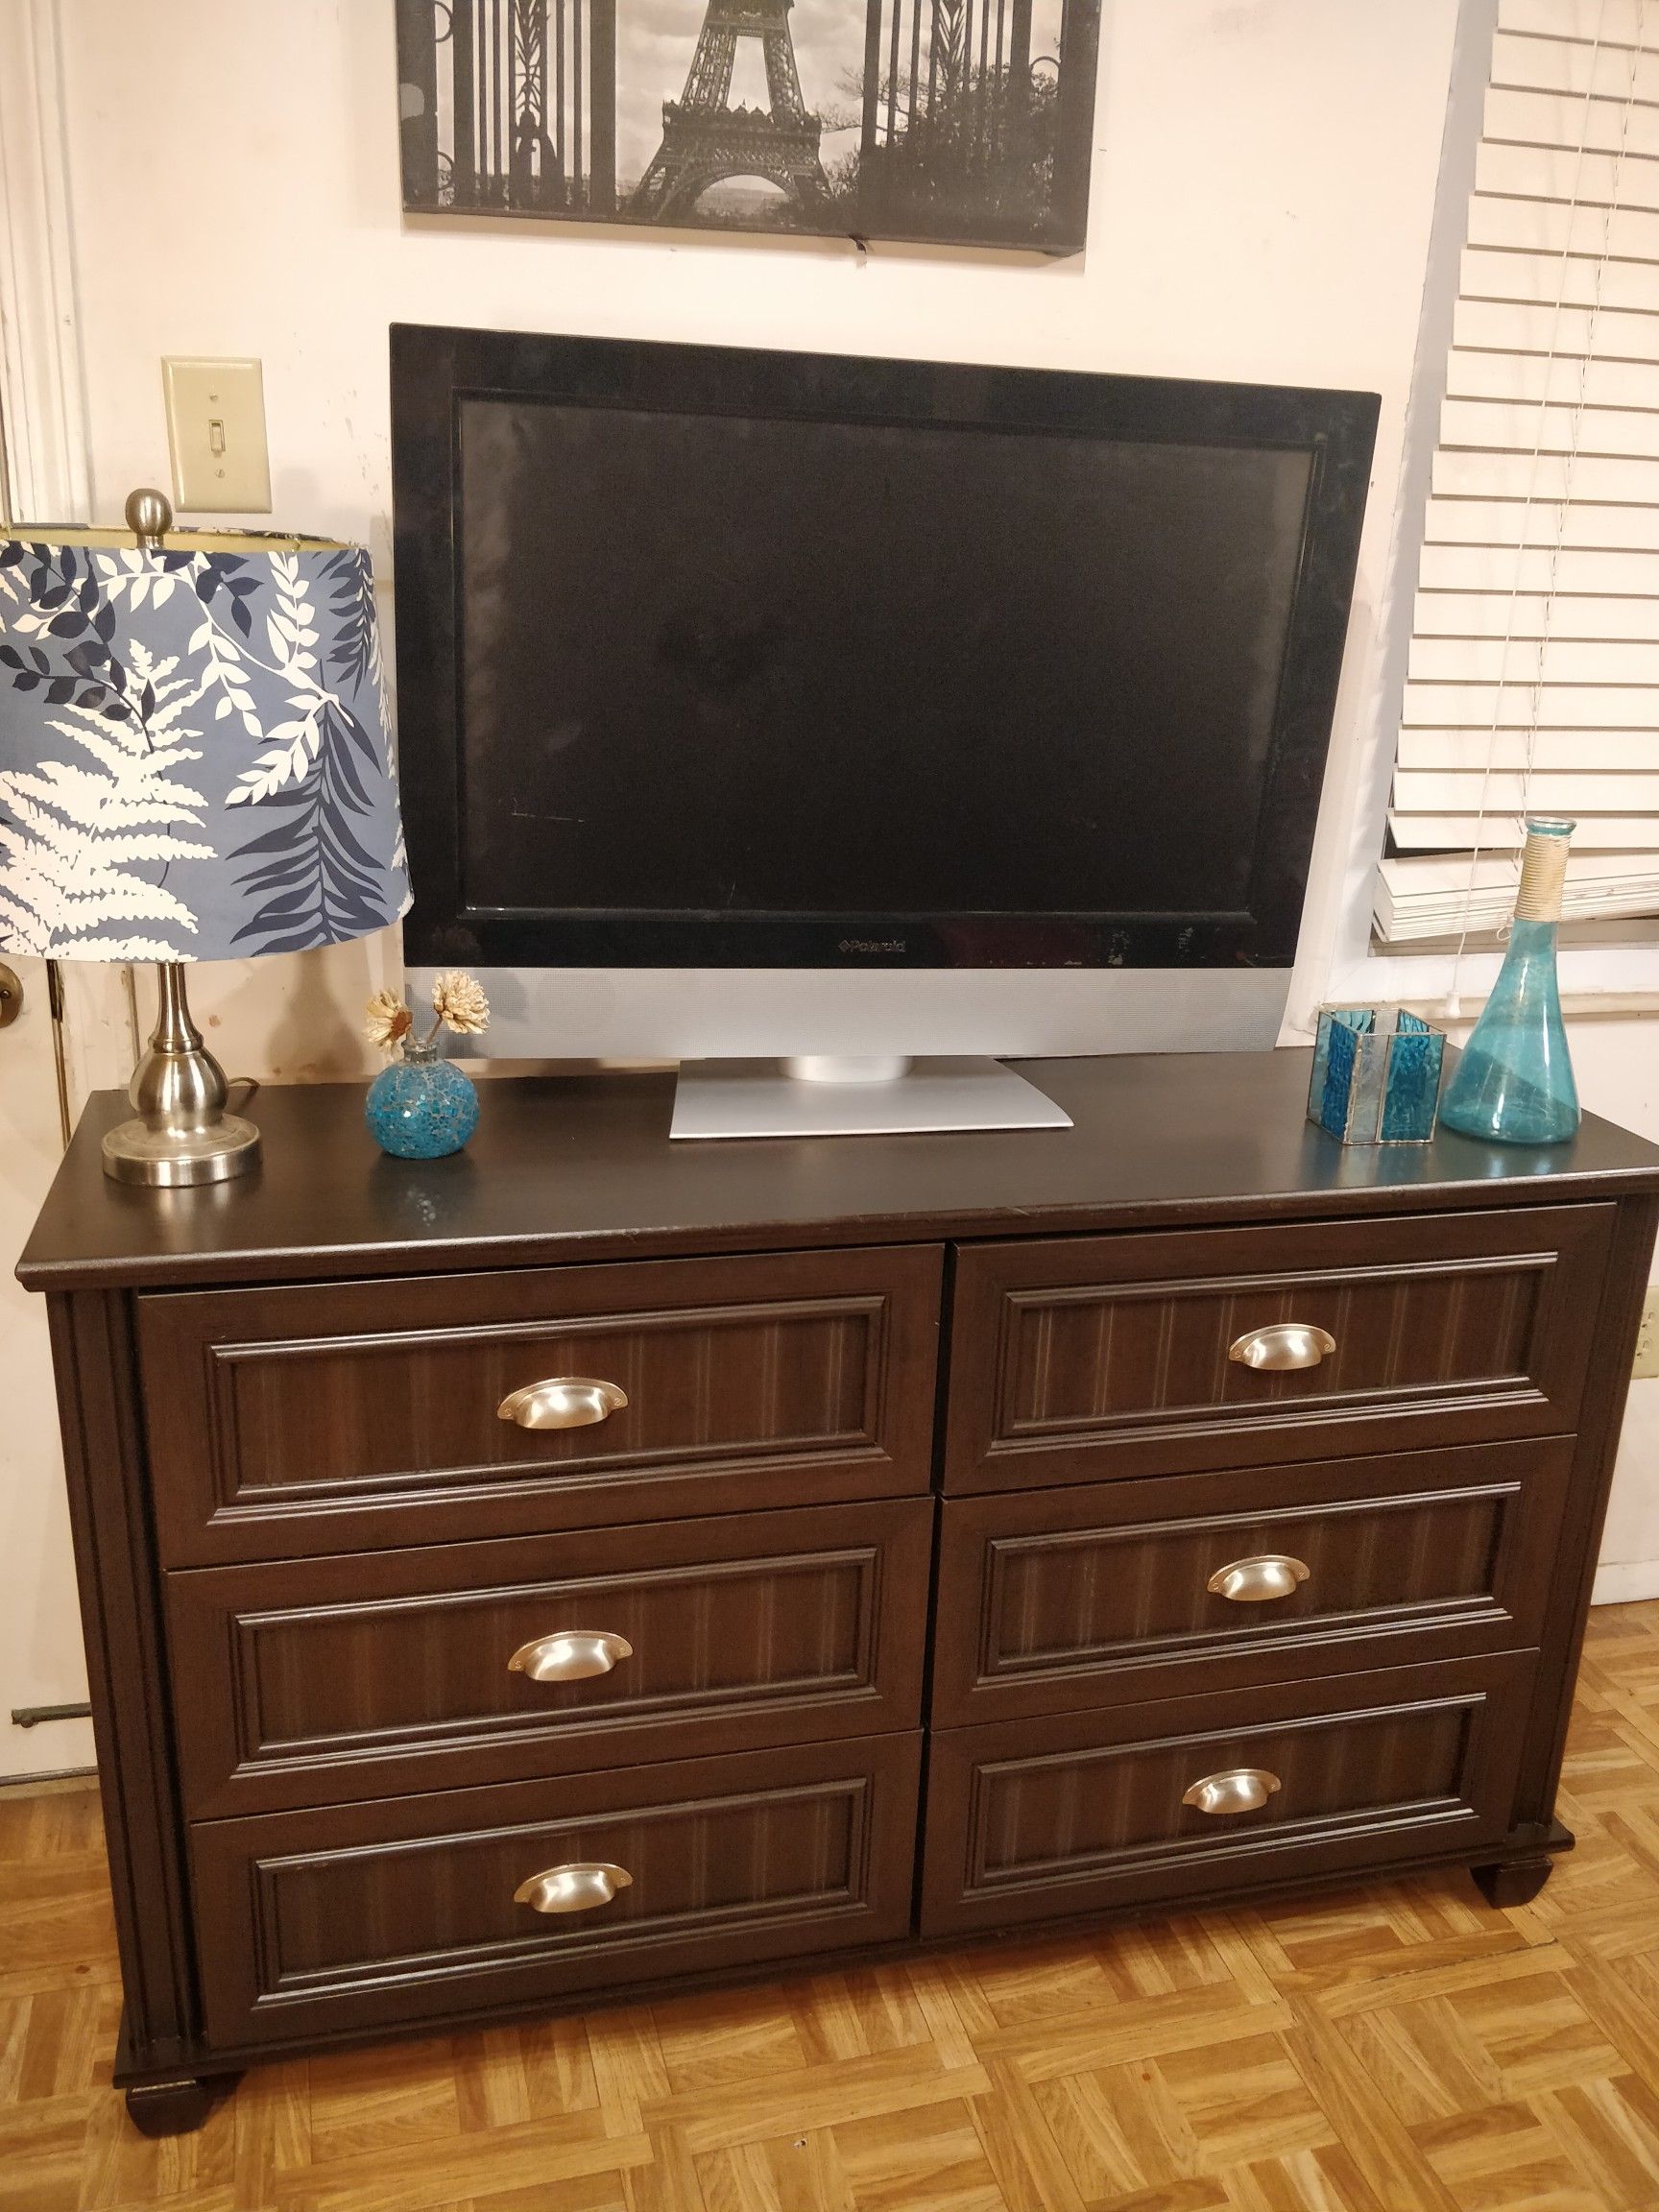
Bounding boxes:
508 1629 633 1682
497 1377 629 1431
513 1862 633 1915
1228 1322 1335 1372
1182 1767 1282 1817
1206 1554 1311 1604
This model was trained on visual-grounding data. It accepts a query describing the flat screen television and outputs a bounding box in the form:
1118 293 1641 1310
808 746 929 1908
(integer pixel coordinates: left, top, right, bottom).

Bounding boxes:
390 325 1377 1070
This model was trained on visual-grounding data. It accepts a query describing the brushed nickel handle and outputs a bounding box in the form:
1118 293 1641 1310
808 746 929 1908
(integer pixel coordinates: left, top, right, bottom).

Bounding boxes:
1228 1323 1335 1372
1206 1554 1311 1604
513 1862 633 1914
497 1377 628 1431
508 1629 634 1682
1182 1767 1282 1817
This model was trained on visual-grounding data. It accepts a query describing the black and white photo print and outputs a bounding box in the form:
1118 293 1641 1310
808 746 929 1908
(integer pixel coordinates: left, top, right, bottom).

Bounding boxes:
396 0 1100 252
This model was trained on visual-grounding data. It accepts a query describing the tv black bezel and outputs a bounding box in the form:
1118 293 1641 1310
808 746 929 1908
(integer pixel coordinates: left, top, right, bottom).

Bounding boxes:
391 323 1378 971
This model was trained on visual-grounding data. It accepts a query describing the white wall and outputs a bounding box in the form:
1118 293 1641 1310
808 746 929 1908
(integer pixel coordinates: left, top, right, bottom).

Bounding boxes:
47 0 1659 1544
4 0 1651 1794
18 0 1656 1752
52 0 1464 1062
0 968 94 1778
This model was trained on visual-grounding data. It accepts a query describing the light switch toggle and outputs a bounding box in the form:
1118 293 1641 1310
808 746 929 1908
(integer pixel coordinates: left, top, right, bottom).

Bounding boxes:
162 357 272 514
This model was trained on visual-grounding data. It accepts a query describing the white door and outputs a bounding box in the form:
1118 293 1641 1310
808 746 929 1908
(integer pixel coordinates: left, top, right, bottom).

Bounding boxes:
0 1 108 1777
0 961 95 1776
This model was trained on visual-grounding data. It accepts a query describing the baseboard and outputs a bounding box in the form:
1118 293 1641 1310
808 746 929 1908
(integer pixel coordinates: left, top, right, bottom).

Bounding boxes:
1592 1560 1659 1607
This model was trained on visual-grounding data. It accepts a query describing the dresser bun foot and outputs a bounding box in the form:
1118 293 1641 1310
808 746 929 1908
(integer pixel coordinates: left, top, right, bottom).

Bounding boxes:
124 2075 227 2136
1471 1854 1554 1909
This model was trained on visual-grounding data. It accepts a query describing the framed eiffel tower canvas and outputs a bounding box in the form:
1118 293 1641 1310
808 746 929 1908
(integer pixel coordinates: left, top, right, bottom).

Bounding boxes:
395 0 1101 253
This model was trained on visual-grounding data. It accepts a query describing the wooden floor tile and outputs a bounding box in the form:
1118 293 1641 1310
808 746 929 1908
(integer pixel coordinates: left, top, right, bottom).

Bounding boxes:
13 1603 1659 2210
832 2098 1004 2212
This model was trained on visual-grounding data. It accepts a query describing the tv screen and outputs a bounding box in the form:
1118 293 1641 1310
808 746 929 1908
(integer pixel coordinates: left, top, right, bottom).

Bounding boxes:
393 328 1377 968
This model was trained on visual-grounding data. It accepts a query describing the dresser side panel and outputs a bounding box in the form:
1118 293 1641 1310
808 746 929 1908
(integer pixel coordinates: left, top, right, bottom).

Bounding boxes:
46 1288 200 2067
1515 1189 1659 1829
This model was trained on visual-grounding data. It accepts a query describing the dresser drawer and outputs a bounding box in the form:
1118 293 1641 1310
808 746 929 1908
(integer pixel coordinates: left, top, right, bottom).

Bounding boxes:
944 1205 1610 1493
139 1244 942 1565
932 1439 1570 1725
919 1654 1533 1936
167 1499 932 1816
190 1731 922 2048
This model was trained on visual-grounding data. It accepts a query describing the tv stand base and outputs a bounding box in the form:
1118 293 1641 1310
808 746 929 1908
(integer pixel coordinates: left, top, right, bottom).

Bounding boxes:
782 1054 914 1083
669 1055 1073 1140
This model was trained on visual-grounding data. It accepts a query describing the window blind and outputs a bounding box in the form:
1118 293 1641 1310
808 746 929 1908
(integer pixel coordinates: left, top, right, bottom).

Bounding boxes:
1376 0 1659 945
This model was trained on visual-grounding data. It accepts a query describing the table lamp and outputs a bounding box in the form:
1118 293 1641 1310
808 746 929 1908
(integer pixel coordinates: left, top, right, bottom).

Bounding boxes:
0 490 409 1186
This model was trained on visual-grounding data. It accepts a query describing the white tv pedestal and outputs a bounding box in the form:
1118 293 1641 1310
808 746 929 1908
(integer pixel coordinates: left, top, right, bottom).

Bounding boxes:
669 1055 1073 1140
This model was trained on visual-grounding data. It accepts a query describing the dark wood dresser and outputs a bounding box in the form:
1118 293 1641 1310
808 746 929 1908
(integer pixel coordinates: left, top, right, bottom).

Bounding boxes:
19 1051 1659 2134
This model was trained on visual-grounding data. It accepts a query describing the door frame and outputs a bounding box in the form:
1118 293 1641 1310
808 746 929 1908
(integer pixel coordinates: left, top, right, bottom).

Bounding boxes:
0 0 89 526
0 0 139 1107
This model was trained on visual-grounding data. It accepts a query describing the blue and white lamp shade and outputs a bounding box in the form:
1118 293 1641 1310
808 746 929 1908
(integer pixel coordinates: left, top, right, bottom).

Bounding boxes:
1309 1006 1447 1145
0 531 408 963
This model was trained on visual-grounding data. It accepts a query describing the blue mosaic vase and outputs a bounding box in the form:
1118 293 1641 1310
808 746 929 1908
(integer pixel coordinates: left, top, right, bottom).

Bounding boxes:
365 1039 479 1159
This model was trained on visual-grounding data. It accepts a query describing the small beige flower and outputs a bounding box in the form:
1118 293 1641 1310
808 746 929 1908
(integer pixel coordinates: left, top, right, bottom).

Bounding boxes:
365 988 413 1052
432 970 490 1037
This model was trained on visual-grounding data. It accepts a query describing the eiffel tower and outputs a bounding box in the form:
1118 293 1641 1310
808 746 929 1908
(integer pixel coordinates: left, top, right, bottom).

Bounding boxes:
631 0 831 225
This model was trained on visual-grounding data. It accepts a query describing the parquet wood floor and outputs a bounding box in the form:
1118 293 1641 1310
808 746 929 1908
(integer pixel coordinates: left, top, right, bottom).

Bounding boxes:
13 1603 1659 2212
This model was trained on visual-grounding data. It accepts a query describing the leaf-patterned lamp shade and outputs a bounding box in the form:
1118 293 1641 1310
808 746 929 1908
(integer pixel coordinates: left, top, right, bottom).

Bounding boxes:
0 531 409 962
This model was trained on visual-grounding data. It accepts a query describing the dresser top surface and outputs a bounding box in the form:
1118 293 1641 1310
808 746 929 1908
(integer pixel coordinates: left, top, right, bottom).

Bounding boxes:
19 1049 1659 1292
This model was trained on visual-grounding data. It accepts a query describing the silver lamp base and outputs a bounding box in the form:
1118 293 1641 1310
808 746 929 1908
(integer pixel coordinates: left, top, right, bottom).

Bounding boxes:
102 962 262 1187
102 1111 261 1188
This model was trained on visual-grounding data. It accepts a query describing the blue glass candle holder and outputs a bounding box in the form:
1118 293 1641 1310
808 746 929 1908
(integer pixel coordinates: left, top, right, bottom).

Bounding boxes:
365 1040 480 1159
1308 1007 1446 1145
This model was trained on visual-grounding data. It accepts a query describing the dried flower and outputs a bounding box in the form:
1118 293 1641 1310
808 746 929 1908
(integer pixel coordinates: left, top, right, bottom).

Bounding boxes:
432 970 490 1037
365 988 414 1053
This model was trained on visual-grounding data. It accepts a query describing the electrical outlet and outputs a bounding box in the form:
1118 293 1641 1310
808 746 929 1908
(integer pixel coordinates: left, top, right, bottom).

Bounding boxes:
1636 1286 1659 1380
162 357 271 514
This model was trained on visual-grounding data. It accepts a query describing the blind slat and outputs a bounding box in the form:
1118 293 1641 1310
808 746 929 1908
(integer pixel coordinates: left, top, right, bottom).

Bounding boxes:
1396 770 1659 809
1400 729 1659 769
1477 139 1659 214
1466 194 1659 262
1387 853 1659 886
1500 0 1654 48
1409 636 1659 683
1490 30 1659 104
1378 853 1659 940
1425 496 1659 549
1460 245 1659 312
1483 84 1659 158
1433 450 1659 499
1419 542 1659 590
1404 682 1659 727
1389 812 1659 850
1446 350 1659 407
1439 398 1659 460
1413 591 1659 640
1455 299 1659 360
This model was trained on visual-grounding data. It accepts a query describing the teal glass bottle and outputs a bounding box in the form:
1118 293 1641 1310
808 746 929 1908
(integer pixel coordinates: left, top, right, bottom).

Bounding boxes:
1439 817 1579 1146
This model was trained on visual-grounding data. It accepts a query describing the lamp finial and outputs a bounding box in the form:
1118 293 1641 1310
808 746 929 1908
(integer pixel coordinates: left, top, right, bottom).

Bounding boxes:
124 486 173 549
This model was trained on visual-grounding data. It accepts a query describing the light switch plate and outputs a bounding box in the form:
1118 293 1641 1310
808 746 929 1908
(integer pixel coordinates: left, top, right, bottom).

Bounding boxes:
162 357 272 514
1636 1286 1659 1380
